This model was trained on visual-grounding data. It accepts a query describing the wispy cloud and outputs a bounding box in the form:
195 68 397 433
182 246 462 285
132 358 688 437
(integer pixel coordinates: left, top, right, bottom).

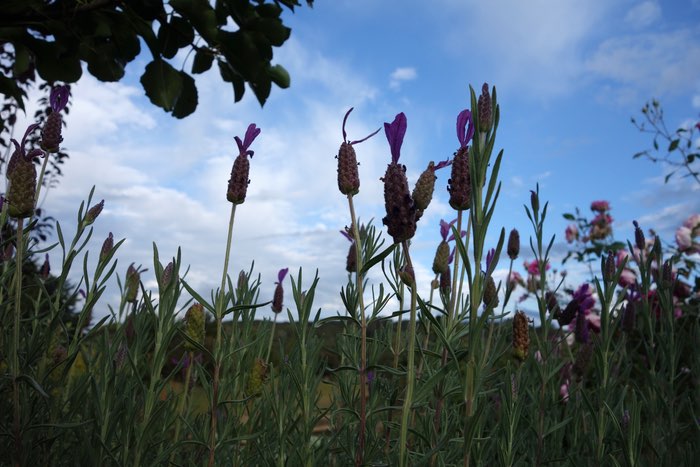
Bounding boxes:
624 1 661 28
389 67 417 90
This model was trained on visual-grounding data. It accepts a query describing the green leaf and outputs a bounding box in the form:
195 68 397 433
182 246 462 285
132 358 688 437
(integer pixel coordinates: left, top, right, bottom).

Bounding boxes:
269 64 290 88
360 243 398 276
17 374 49 398
172 71 198 119
0 75 26 110
140 59 183 112
192 49 214 74
668 139 679 152
170 0 218 43
158 15 194 59
563 213 575 221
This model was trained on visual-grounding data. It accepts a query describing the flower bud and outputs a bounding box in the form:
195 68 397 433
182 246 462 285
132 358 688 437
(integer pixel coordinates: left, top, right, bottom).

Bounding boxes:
507 229 520 260
40 253 50 280
382 161 417 243
346 241 357 273
398 262 415 288
184 303 205 350
227 153 250 204
83 200 104 227
633 220 645 251
271 268 289 314
483 275 499 308
6 147 37 219
125 263 140 303
160 261 174 289
412 162 437 219
99 232 114 264
432 240 450 275
558 298 579 326
575 309 589 344
440 267 451 294
530 190 539 216
604 250 615 283
478 83 492 133
661 259 673 288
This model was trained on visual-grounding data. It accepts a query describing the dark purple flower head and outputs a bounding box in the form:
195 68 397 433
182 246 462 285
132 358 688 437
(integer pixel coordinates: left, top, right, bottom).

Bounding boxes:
384 112 407 163
50 85 70 112
342 107 380 145
277 267 289 284
439 218 457 241
456 109 475 149
234 123 261 157
573 283 595 313
11 123 43 160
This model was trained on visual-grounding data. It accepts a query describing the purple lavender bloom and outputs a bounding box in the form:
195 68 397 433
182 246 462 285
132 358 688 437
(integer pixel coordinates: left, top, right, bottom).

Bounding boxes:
439 219 457 241
573 283 595 313
50 85 70 112
384 112 407 163
234 123 261 157
11 123 44 160
456 109 475 149
277 267 289 284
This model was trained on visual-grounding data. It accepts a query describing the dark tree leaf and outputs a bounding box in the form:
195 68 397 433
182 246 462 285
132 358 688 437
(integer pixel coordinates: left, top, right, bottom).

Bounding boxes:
140 59 183 112
172 71 198 118
192 49 214 74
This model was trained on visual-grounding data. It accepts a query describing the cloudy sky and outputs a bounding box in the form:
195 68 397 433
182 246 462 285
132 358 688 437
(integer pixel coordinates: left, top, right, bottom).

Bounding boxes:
10 0 700 322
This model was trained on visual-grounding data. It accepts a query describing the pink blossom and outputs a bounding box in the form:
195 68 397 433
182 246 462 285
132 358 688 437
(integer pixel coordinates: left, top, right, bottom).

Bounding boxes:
565 224 578 243
683 214 700 230
590 200 610 212
616 249 630 267
560 380 570 403
675 226 694 251
586 313 601 333
509 271 524 288
618 268 637 287
524 259 550 275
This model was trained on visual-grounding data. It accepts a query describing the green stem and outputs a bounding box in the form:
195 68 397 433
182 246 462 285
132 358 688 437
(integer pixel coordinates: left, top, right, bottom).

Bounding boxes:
347 195 368 467
209 203 237 467
171 350 194 464
398 241 418 467
12 218 25 467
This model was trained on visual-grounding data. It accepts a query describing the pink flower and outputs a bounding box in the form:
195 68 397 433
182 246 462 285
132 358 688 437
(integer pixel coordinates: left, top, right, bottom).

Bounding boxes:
616 249 630 267
675 226 694 251
683 214 700 230
509 271 524 288
524 259 550 275
590 200 610 212
618 268 637 287
565 224 578 243
586 313 601 333
560 380 570 403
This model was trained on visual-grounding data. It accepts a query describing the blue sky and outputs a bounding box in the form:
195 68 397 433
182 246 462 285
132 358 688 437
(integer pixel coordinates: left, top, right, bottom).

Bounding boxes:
15 0 700 321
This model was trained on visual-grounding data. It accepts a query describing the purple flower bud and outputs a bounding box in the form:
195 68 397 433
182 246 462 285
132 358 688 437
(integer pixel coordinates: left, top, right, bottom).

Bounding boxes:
84 200 104 227
49 85 70 113
40 253 50 279
271 268 289 313
486 248 496 271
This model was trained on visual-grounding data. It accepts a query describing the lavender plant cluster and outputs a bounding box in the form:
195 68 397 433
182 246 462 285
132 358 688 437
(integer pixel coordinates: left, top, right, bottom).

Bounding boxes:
1 84 698 466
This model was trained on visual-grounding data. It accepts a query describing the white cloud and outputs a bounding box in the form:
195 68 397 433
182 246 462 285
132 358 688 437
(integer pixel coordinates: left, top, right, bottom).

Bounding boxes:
389 67 417 90
624 1 661 28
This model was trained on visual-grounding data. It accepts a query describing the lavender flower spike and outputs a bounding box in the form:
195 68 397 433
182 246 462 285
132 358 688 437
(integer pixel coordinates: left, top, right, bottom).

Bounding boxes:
384 112 407 163
235 123 261 157
456 109 474 149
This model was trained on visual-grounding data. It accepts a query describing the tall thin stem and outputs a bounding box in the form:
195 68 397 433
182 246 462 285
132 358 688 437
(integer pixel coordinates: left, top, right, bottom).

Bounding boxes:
209 203 237 467
12 218 25 467
398 241 418 467
347 195 368 467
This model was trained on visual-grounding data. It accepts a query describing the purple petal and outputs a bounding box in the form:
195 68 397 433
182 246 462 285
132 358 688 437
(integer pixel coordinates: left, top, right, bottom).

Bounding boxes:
340 230 353 242
21 123 41 148
384 112 407 163
433 159 452 171
456 109 473 148
277 267 289 283
486 248 495 270
342 108 354 142
243 123 261 150
439 218 457 241
50 85 70 112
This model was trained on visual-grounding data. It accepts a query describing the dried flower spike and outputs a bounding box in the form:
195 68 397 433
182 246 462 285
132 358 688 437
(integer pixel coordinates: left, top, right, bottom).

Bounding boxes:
227 123 261 204
337 108 380 196
41 85 69 153
512 310 530 361
184 303 205 350
381 112 417 243
271 267 289 313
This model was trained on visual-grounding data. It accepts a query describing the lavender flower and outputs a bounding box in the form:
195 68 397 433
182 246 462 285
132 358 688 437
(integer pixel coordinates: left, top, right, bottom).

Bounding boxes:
381 112 417 243
41 84 70 153
412 159 451 220
337 108 380 196
271 267 289 313
227 123 261 204
448 109 474 210
6 124 43 218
